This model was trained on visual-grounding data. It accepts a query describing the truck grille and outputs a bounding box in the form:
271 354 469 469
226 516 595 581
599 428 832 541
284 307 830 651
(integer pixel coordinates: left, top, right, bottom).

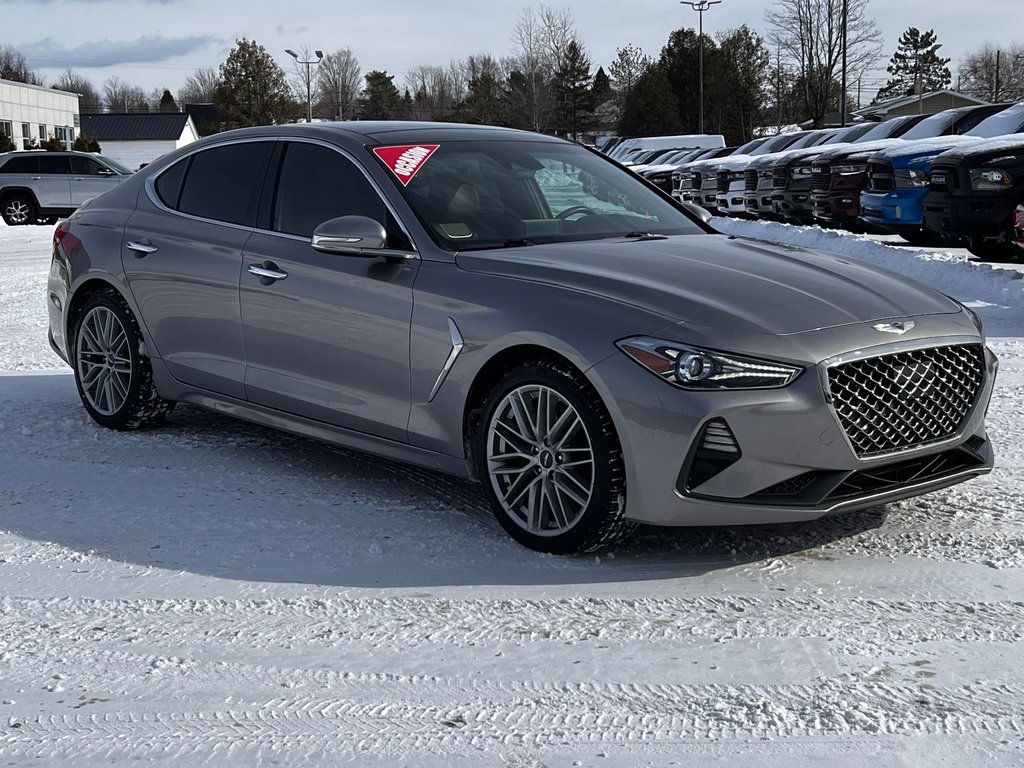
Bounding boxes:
744 169 758 192
716 169 730 193
811 164 831 192
867 162 894 192
827 344 986 458
772 167 788 190
691 171 704 191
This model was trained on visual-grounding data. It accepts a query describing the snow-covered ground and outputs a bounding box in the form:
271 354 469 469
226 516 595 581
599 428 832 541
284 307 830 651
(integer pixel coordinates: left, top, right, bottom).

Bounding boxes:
1 220 1023 766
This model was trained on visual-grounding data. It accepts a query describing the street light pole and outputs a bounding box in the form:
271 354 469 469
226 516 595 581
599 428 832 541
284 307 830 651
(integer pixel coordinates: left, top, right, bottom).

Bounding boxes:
681 0 721 134
840 0 848 126
286 48 324 123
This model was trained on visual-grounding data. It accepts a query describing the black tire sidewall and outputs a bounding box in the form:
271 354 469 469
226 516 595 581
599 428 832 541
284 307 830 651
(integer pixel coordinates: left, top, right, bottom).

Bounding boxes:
475 363 625 555
73 293 149 430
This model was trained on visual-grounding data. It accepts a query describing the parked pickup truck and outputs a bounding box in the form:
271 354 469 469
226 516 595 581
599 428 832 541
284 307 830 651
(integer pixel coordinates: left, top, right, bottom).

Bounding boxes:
860 103 1024 244
0 150 132 225
923 135 1024 258
810 105 1012 232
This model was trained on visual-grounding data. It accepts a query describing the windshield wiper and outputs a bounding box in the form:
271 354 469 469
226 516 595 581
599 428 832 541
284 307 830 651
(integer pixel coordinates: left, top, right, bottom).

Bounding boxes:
620 232 669 241
502 238 537 247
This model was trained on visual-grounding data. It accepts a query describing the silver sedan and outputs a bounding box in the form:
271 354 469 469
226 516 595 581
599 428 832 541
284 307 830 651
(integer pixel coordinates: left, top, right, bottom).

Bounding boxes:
46 122 997 553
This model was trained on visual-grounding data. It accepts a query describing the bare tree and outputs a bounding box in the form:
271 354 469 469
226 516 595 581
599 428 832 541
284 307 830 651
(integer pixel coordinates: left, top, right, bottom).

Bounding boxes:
177 67 220 104
316 48 361 119
405 63 466 121
103 76 149 113
510 4 576 131
764 0 882 125
52 69 102 113
959 42 1024 102
0 45 43 84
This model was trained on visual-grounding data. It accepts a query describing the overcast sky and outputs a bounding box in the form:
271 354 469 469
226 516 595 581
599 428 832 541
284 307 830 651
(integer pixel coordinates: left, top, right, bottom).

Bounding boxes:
3 0 1021 104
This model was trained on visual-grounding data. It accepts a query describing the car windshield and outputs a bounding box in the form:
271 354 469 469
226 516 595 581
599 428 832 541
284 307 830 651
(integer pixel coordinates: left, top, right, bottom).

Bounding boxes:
99 157 133 174
857 117 912 141
899 110 958 140
785 131 830 150
967 103 1024 138
732 137 769 154
751 133 802 155
381 140 705 251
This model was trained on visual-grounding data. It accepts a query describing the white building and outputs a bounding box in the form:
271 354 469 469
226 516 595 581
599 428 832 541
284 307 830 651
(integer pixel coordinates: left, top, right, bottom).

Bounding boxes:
79 113 199 170
0 77 80 150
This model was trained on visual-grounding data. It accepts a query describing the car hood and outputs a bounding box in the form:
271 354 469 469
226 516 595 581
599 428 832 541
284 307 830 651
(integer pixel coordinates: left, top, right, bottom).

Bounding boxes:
935 134 1024 162
815 138 909 163
875 135 982 161
455 233 959 335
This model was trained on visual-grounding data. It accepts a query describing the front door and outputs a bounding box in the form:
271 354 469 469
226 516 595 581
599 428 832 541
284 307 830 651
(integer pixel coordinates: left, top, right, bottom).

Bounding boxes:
240 141 418 441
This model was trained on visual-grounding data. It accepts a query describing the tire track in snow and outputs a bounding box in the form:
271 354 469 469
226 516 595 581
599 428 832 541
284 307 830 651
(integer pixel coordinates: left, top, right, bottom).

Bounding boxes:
2 595 1022 656
3 679 1023 758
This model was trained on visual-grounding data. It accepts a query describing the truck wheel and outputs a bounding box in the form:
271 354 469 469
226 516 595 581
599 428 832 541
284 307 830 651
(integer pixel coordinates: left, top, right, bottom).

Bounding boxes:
2 193 37 226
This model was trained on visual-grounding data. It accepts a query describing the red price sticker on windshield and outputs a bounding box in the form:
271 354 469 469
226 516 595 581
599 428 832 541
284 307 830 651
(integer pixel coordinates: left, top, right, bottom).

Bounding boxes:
373 144 440 186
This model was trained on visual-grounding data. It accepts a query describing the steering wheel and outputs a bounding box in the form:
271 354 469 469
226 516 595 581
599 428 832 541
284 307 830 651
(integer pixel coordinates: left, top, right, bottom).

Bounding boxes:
556 205 598 220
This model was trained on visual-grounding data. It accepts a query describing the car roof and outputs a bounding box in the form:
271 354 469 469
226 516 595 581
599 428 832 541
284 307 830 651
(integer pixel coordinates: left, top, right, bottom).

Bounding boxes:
207 121 566 147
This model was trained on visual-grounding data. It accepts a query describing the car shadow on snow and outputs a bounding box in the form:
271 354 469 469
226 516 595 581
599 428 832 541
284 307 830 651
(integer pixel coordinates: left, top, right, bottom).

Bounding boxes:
1 373 889 588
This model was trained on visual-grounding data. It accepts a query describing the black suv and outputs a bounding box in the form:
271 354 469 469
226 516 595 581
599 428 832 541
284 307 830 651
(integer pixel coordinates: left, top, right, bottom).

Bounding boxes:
0 151 131 225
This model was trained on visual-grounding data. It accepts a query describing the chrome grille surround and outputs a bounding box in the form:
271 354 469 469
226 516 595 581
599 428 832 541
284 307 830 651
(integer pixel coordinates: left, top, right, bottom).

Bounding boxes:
826 344 986 458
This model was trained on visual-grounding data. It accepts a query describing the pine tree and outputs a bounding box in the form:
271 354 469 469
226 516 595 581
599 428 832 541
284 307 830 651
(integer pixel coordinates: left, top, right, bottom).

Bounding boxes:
552 39 594 141
618 63 684 136
215 38 296 128
361 71 403 120
876 28 951 101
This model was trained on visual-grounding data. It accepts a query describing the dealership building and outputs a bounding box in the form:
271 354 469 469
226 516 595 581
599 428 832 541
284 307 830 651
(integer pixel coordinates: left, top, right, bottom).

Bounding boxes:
0 77 80 150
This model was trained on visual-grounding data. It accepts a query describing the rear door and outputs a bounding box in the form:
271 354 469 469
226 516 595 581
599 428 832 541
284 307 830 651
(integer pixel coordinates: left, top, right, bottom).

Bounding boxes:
122 140 274 399
239 140 418 440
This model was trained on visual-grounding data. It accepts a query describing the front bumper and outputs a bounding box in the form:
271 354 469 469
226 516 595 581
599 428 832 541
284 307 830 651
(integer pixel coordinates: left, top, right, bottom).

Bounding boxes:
860 187 928 230
923 188 1020 241
717 182 748 215
812 172 869 225
772 180 815 221
588 321 996 527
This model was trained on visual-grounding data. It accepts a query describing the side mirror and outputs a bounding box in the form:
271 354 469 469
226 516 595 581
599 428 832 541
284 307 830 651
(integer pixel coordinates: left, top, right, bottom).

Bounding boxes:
680 201 713 224
97 168 115 177
311 215 387 256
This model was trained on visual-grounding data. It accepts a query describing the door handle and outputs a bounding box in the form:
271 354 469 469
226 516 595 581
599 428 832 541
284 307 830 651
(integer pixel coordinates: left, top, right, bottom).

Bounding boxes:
248 263 288 282
126 241 159 255
29 176 42 180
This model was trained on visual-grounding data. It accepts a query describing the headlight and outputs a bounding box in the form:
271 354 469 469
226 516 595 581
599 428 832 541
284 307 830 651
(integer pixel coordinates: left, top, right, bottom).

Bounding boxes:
835 164 867 175
894 168 929 187
791 166 812 177
970 168 1013 191
618 337 802 390
758 169 773 178
728 171 745 181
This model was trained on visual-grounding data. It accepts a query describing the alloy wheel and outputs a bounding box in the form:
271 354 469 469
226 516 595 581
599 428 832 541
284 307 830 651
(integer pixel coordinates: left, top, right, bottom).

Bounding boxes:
76 305 133 416
485 384 595 536
4 198 31 225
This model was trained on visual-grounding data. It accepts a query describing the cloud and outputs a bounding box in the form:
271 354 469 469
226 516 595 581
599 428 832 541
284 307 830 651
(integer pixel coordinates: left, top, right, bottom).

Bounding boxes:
19 35 216 68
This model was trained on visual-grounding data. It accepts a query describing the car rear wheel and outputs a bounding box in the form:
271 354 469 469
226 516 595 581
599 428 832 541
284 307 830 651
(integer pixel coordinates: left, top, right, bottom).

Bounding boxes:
476 361 635 554
2 193 36 226
73 291 174 430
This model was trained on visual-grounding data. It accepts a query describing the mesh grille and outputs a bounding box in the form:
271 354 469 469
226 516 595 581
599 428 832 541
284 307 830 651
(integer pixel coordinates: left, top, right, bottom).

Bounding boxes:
827 344 986 458
811 165 831 191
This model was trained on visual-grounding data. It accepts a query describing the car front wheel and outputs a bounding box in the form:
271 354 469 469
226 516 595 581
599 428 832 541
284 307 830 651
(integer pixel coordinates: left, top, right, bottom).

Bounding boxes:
476 361 634 554
73 291 174 430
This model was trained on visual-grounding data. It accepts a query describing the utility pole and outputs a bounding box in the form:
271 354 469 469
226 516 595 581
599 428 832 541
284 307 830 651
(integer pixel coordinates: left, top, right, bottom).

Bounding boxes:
680 0 722 134
286 48 324 123
840 0 848 126
995 49 1001 102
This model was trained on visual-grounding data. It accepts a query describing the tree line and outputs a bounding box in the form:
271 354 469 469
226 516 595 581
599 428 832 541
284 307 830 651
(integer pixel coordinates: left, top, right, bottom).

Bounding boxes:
2 4 1023 145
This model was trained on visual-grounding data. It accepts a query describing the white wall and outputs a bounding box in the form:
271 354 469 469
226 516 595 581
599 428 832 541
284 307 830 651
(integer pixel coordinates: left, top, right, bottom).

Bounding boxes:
0 79 79 149
100 140 177 170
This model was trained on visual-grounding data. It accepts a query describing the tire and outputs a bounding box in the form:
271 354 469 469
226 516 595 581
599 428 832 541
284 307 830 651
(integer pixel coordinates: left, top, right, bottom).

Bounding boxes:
898 229 941 247
967 237 1018 262
72 290 174 430
474 360 635 554
1 193 37 226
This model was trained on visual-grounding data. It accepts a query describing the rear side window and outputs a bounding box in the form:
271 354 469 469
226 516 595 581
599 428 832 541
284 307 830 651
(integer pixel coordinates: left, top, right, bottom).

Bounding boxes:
177 142 271 226
69 156 107 175
1 156 38 173
38 155 69 174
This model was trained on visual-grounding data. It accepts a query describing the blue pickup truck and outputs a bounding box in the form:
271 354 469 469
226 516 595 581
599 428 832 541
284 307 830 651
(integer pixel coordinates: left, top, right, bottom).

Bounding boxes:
859 103 1024 244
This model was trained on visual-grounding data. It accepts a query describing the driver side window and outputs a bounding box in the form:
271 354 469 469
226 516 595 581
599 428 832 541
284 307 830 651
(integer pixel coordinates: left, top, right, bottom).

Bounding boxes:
273 142 410 249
